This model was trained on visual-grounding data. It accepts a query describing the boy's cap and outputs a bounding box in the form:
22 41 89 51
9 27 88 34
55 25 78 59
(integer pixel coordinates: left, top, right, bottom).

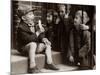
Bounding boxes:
17 3 37 18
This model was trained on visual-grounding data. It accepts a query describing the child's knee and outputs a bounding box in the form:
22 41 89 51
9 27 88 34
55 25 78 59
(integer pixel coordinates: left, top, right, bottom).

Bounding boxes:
28 42 37 48
37 43 46 53
46 45 51 50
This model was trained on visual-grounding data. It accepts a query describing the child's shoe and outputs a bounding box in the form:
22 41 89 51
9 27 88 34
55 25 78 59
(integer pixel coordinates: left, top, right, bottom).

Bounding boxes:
28 66 41 73
45 63 59 70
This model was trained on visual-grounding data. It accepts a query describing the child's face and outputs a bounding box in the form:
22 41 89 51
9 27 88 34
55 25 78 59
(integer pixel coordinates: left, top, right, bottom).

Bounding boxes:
46 13 53 23
23 11 35 22
66 5 71 12
59 6 66 18
83 12 89 24
74 11 89 30
74 15 82 27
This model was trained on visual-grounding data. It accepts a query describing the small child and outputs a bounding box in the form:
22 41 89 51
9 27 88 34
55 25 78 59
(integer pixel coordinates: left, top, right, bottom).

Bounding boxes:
46 10 59 50
17 4 58 73
68 10 91 69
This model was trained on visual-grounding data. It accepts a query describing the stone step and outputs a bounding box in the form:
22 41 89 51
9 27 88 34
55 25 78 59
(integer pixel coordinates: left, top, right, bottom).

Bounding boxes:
11 64 78 75
40 64 78 73
11 50 63 74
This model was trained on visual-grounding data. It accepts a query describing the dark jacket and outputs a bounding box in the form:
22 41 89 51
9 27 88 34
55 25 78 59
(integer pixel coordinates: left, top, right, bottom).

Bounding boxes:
17 21 45 52
68 27 91 66
46 23 55 41
56 15 73 52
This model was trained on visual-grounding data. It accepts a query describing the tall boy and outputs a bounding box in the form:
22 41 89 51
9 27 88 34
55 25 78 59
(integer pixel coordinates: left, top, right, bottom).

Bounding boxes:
57 4 73 53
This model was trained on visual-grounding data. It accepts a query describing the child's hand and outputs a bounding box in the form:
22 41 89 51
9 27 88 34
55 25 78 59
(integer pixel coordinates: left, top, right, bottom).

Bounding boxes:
64 13 69 19
80 24 89 30
69 55 74 63
37 20 45 33
55 18 60 24
36 25 45 36
40 26 45 33
42 38 51 45
37 24 45 33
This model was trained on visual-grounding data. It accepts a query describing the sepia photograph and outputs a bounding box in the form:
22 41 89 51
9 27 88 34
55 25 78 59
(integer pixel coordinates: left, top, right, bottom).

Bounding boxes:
11 0 96 74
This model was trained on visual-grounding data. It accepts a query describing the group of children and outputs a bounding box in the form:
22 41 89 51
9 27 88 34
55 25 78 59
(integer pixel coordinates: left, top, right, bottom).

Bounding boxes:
16 3 96 73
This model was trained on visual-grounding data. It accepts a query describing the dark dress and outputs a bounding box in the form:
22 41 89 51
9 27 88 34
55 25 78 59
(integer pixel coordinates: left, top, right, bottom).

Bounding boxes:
46 23 55 49
68 26 91 67
56 15 73 53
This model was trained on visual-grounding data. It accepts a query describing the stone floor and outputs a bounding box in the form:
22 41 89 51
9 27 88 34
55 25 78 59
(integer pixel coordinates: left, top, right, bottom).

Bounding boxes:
40 64 78 73
11 64 96 75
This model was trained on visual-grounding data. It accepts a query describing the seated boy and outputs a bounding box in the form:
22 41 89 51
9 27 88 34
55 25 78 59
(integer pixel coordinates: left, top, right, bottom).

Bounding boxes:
68 10 91 69
17 4 58 73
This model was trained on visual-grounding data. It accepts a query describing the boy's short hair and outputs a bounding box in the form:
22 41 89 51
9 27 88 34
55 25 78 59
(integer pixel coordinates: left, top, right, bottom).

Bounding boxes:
47 9 54 16
58 4 66 10
75 10 89 24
